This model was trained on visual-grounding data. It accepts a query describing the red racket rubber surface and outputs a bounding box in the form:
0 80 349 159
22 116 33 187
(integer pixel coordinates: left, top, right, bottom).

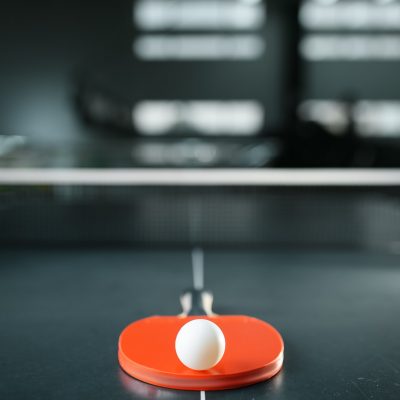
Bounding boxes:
118 315 284 391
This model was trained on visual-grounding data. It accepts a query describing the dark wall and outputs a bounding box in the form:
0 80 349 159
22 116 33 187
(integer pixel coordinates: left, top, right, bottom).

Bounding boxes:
0 1 134 140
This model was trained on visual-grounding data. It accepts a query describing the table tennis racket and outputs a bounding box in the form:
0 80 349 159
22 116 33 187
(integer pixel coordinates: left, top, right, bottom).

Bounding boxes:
118 288 284 391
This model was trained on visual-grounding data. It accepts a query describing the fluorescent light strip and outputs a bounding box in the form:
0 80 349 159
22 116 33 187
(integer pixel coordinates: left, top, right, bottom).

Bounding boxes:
300 1 400 30
1 169 400 186
132 101 264 136
300 34 400 60
299 100 400 137
298 100 349 134
134 35 265 60
135 0 265 30
354 101 400 137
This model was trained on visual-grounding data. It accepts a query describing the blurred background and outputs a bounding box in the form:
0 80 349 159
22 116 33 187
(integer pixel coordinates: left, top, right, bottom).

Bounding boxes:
1 0 400 246
1 0 400 168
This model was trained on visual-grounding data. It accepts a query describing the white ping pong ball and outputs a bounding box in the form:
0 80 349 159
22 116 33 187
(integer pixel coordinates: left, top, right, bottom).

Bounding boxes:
175 319 226 371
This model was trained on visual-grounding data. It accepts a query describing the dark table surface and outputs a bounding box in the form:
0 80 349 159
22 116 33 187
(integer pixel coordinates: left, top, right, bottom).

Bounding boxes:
1 248 400 399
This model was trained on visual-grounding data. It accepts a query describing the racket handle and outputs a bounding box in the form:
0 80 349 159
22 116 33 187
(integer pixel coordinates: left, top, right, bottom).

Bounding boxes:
180 289 216 317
